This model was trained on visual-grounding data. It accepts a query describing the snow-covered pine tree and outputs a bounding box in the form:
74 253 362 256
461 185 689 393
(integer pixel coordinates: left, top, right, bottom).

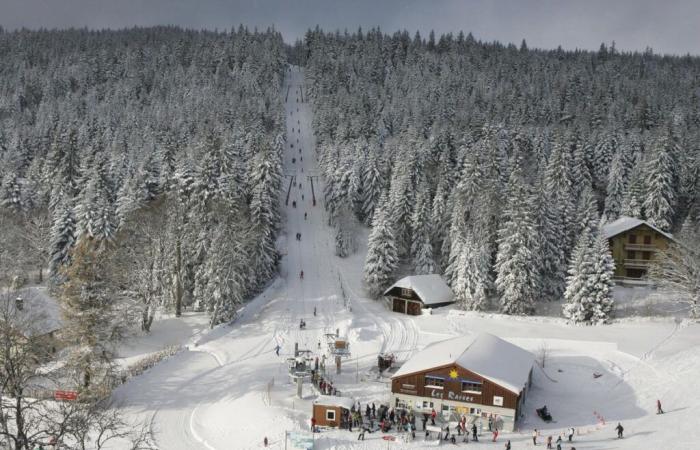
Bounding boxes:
0 172 23 212
590 228 616 324
411 187 435 273
74 165 115 245
643 132 677 231
334 205 356 258
454 227 491 311
620 163 645 219
49 197 76 279
562 225 615 324
495 164 540 315
361 148 383 226
575 183 599 237
562 229 594 323
364 191 398 297
536 181 567 300
545 137 577 253
115 173 141 229
603 149 628 221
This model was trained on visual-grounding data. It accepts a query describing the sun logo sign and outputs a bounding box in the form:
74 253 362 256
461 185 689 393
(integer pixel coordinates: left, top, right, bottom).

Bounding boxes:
449 368 459 379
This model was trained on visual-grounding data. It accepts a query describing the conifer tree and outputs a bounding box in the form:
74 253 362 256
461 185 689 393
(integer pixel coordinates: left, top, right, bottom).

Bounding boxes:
364 192 398 297
643 132 677 231
604 150 628 221
562 225 615 324
495 165 540 315
49 197 76 278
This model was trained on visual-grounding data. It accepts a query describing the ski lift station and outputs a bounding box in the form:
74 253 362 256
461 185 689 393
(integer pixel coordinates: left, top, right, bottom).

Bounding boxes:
384 274 455 315
390 333 534 432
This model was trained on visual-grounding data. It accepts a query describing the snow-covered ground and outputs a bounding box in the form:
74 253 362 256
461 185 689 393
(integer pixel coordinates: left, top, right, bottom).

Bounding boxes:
111 67 700 450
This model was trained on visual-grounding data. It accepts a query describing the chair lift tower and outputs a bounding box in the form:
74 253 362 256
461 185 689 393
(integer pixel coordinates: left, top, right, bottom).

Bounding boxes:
325 329 351 374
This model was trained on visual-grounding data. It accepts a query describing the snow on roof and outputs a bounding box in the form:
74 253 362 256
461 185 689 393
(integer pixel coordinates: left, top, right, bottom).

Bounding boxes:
384 274 454 305
1 287 63 337
392 333 534 394
602 216 674 241
314 395 355 410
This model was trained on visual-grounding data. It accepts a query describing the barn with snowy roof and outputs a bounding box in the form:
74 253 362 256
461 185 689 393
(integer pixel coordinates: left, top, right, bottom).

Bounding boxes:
390 333 534 431
383 274 454 315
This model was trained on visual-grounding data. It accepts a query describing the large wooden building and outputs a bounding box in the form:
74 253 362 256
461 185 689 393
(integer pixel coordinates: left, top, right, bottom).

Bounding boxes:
390 333 534 432
384 275 454 315
602 216 675 281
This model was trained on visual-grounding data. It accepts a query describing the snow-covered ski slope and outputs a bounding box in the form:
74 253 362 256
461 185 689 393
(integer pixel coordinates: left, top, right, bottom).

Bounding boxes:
113 67 700 450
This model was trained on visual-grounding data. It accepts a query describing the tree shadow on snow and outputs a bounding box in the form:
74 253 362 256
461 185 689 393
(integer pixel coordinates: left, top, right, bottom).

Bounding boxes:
521 355 647 431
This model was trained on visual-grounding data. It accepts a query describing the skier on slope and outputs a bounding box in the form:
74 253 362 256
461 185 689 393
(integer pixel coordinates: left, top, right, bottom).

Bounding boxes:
300 270 304 279
304 212 307 220
656 399 664 414
615 423 624 438
275 344 281 356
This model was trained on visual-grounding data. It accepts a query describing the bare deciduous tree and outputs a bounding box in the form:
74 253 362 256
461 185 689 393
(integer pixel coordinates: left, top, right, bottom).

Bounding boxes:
648 228 700 319
1 290 151 450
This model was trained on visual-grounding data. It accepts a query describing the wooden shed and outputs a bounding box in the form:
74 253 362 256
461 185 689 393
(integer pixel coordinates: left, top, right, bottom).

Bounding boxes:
312 395 354 428
390 333 534 432
384 275 454 315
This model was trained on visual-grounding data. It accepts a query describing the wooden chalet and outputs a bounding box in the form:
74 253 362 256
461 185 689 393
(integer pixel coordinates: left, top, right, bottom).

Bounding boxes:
602 216 675 282
312 395 354 428
384 275 454 315
390 333 534 432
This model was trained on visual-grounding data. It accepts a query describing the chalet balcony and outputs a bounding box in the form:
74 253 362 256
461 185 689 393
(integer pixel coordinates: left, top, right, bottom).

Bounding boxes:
623 259 652 268
624 243 658 251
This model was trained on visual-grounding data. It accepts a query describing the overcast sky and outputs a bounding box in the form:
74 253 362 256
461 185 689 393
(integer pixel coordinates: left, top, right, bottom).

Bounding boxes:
2 0 699 56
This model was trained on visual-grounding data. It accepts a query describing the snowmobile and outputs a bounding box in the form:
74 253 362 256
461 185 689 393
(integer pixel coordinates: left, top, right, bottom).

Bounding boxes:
536 405 552 422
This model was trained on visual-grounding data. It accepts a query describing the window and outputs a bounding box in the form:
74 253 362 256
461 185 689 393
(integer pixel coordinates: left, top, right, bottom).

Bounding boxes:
401 288 412 298
626 268 645 278
628 234 637 244
461 381 483 394
627 250 636 260
402 383 416 390
493 396 504 407
643 235 652 245
326 409 336 421
642 251 651 260
422 401 434 409
469 407 481 415
425 376 444 388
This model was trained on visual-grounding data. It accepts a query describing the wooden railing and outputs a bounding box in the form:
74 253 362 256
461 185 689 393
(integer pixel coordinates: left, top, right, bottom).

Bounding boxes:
623 259 652 268
624 244 657 251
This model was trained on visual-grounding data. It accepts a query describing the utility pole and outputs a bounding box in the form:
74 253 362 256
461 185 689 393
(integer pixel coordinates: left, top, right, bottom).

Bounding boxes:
284 174 296 206
306 175 318 206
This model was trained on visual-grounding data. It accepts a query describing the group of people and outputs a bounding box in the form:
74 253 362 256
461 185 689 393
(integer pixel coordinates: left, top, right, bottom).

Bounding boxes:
312 372 336 396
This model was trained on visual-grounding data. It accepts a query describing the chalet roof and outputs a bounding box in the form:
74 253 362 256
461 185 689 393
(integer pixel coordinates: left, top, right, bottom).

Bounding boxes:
602 216 674 241
392 333 534 394
314 395 355 410
1 287 63 337
384 274 454 306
